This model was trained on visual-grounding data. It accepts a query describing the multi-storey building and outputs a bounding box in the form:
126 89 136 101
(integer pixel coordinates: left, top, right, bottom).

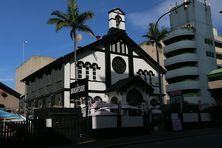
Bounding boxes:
163 0 217 109
16 56 56 96
16 56 56 112
207 29 222 105
214 29 222 68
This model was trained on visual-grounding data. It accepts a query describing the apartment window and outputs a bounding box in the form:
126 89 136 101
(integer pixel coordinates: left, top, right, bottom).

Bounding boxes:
54 93 63 107
206 51 215 57
204 38 213 45
46 97 51 108
38 99 43 108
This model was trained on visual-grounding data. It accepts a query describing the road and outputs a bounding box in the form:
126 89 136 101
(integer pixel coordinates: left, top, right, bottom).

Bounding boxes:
117 133 222 148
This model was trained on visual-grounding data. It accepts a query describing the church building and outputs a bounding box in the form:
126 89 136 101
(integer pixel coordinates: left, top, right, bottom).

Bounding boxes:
22 8 166 117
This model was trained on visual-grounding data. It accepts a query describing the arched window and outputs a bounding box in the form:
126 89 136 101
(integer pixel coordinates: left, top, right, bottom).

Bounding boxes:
148 70 155 86
144 70 149 81
85 62 91 79
110 97 118 104
77 61 84 79
127 89 143 106
92 63 100 81
115 15 122 28
87 96 93 103
137 69 143 77
94 96 102 102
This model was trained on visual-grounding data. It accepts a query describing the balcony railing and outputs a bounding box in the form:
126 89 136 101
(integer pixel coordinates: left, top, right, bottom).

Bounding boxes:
166 80 200 92
164 40 195 54
164 28 194 41
166 67 199 79
164 53 198 67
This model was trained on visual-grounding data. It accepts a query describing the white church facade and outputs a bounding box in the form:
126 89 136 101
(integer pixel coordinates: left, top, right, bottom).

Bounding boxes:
22 8 166 124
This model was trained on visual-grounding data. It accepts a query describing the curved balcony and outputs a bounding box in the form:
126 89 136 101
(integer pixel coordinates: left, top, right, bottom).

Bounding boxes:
166 81 200 92
166 67 199 79
164 40 195 54
164 28 194 41
164 53 198 67
217 59 222 66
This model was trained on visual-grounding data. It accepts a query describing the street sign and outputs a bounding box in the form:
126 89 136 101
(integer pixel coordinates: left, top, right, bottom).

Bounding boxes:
70 78 88 103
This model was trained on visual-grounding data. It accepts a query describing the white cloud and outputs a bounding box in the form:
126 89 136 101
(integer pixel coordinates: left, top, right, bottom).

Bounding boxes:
128 0 222 31
127 0 179 29
210 0 222 29
0 78 14 82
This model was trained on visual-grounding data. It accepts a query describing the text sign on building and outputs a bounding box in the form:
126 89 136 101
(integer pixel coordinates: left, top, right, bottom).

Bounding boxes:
70 78 88 103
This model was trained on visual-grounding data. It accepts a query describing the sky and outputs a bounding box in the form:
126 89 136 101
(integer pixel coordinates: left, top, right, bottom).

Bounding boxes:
0 0 222 89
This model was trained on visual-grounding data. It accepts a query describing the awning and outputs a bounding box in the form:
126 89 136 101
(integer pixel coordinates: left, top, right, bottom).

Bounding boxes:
0 110 20 119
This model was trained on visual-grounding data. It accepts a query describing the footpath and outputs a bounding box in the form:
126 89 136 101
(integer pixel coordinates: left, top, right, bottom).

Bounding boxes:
45 128 222 148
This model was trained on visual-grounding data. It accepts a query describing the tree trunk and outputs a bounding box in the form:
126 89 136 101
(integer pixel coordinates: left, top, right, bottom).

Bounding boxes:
74 32 78 81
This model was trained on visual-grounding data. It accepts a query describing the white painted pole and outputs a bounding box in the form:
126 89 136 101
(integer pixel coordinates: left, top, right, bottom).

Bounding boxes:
22 41 28 63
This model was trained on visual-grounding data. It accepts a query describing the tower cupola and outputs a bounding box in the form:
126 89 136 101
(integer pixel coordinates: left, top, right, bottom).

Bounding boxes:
108 8 125 30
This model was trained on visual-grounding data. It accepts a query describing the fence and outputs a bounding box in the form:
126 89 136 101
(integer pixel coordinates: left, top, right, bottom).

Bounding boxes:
0 121 26 141
0 119 45 144
169 112 213 131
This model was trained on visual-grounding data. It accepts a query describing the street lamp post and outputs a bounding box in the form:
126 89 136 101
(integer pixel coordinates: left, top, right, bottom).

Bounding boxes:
154 1 191 108
22 41 28 62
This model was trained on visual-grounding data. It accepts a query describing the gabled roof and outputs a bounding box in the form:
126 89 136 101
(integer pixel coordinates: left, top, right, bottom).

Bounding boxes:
0 82 20 98
107 76 153 93
108 8 125 15
22 28 166 82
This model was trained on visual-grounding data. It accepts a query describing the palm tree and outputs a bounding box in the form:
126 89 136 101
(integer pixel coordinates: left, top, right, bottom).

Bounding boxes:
48 0 95 80
142 23 168 106
142 23 168 49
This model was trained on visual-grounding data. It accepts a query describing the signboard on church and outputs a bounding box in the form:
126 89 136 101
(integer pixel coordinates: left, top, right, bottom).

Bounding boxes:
70 78 88 103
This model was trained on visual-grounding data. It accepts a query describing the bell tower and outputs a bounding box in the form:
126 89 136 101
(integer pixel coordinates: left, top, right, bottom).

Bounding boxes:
108 8 125 30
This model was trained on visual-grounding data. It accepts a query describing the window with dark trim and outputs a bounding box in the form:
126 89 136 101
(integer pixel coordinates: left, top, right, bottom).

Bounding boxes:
94 96 102 102
115 15 122 29
206 51 215 58
93 67 96 80
204 38 213 46
77 62 84 79
137 69 143 77
148 70 155 86
92 63 100 81
85 63 91 79
144 70 148 81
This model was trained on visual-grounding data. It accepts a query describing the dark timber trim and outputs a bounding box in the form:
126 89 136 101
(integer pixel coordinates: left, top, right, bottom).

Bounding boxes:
105 43 111 87
128 47 134 77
